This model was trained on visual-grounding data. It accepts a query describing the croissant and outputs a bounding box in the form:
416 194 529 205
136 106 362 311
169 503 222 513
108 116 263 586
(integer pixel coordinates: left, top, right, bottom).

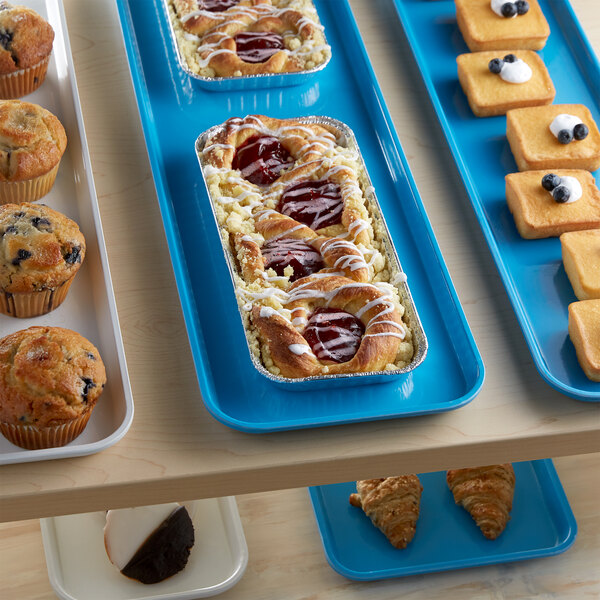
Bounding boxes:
446 464 515 540
349 476 423 549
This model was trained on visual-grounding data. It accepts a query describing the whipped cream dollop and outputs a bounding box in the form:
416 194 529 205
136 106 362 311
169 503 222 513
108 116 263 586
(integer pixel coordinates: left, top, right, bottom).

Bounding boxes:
491 0 516 17
500 58 532 83
553 176 582 203
550 114 583 139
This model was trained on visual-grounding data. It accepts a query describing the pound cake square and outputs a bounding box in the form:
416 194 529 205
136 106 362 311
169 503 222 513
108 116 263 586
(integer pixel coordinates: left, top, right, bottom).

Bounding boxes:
455 0 550 52
457 50 554 117
568 299 600 382
505 170 600 239
560 230 600 301
506 104 600 172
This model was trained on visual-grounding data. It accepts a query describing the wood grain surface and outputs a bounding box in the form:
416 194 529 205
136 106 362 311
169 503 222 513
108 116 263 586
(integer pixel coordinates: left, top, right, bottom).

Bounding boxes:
0 0 599 523
1 454 598 599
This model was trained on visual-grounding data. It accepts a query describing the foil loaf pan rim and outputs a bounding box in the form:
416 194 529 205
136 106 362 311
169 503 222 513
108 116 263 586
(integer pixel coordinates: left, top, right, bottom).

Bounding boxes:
195 115 428 388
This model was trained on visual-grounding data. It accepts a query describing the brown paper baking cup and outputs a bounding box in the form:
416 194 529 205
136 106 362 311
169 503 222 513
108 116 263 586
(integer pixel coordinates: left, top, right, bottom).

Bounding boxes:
0 162 60 204
0 410 92 450
0 276 75 318
0 55 51 99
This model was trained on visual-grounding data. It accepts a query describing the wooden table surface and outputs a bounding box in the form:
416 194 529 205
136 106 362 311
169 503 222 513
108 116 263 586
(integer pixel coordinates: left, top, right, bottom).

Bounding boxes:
1 453 598 599
0 0 599 527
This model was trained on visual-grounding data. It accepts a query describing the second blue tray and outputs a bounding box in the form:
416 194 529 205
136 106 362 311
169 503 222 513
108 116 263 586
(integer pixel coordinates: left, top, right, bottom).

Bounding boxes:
115 0 484 432
392 0 600 401
309 460 576 580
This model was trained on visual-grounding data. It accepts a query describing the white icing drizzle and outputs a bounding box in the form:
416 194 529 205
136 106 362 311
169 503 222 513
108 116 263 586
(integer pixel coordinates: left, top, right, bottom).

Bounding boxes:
289 343 312 355
491 0 516 17
500 58 532 84
550 114 583 139
260 306 277 318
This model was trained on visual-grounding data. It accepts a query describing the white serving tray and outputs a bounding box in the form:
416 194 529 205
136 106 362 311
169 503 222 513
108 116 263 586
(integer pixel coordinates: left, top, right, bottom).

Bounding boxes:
0 0 133 464
40 497 249 600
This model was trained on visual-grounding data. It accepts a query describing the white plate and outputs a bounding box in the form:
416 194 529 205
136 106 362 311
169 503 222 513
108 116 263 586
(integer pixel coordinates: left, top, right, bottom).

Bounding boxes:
40 497 248 600
0 0 134 464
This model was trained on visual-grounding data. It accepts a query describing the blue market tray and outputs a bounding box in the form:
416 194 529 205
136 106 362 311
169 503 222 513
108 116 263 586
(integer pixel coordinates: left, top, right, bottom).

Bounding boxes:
392 0 600 401
115 0 484 432
309 459 576 580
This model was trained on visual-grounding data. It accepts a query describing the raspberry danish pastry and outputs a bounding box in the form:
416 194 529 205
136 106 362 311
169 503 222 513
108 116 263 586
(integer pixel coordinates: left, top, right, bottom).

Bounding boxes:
198 115 418 379
168 0 330 78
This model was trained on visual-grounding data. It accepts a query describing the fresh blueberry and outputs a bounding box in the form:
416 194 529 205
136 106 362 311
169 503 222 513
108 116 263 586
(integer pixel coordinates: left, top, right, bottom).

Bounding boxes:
573 123 589 141
80 377 96 403
31 216 52 231
12 249 31 266
63 246 81 265
503 54 517 63
501 2 517 17
0 29 13 50
553 185 571 203
515 0 529 14
488 58 503 74
541 173 561 191
557 129 573 144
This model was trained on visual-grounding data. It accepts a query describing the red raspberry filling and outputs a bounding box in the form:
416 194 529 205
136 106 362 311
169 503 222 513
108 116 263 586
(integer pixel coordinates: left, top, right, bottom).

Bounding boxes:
234 32 285 64
199 0 239 12
279 180 343 230
233 134 292 185
262 238 324 282
303 307 364 363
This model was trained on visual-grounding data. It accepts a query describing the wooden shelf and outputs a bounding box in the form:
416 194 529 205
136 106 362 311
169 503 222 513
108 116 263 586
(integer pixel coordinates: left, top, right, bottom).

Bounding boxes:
1 0 599 523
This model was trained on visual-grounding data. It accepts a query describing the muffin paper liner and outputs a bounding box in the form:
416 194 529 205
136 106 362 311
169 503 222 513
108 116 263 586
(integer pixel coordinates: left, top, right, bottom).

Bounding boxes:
0 55 51 99
0 410 93 450
0 276 76 318
0 162 61 204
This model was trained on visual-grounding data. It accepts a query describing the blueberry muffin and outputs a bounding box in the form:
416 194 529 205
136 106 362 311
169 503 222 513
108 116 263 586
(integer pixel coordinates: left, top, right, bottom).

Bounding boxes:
0 203 85 317
0 100 67 203
0 1 54 98
0 326 106 449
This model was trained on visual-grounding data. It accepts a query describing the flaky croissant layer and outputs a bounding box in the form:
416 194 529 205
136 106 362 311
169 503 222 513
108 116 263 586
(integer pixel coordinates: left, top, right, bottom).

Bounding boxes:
446 464 516 540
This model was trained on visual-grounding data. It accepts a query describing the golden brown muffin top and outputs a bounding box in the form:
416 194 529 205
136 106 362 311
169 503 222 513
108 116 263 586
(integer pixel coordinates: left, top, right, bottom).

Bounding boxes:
0 202 85 292
0 2 54 74
0 100 67 182
0 326 106 427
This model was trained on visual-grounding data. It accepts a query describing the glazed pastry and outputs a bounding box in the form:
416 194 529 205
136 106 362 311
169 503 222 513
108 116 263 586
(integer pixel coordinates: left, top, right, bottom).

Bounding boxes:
561 230 600 301
349 476 422 549
0 2 54 98
506 104 600 172
0 326 106 449
505 170 600 239
199 115 414 379
169 0 330 78
455 0 550 52
446 464 515 540
0 100 67 203
104 503 195 584
457 50 554 117
568 299 600 382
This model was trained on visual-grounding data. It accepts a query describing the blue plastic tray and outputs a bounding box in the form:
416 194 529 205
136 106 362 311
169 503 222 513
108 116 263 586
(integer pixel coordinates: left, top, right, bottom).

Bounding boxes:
309 459 576 580
115 0 484 432
392 0 600 401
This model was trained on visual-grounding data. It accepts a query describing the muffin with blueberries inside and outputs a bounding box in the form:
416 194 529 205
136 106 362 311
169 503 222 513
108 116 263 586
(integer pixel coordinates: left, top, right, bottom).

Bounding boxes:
0 326 106 449
0 100 67 203
0 1 54 98
0 202 85 317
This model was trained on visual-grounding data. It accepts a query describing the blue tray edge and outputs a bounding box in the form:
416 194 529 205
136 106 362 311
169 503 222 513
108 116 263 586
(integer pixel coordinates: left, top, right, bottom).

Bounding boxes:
392 0 600 402
115 0 485 432
308 459 577 581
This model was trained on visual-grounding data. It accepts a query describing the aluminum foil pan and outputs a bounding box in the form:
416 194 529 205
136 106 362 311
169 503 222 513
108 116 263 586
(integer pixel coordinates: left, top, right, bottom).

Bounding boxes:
162 0 331 92
195 116 428 390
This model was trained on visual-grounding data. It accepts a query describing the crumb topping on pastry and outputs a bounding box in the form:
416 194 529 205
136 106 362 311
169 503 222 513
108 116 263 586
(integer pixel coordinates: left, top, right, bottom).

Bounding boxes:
169 0 330 78
200 115 414 378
